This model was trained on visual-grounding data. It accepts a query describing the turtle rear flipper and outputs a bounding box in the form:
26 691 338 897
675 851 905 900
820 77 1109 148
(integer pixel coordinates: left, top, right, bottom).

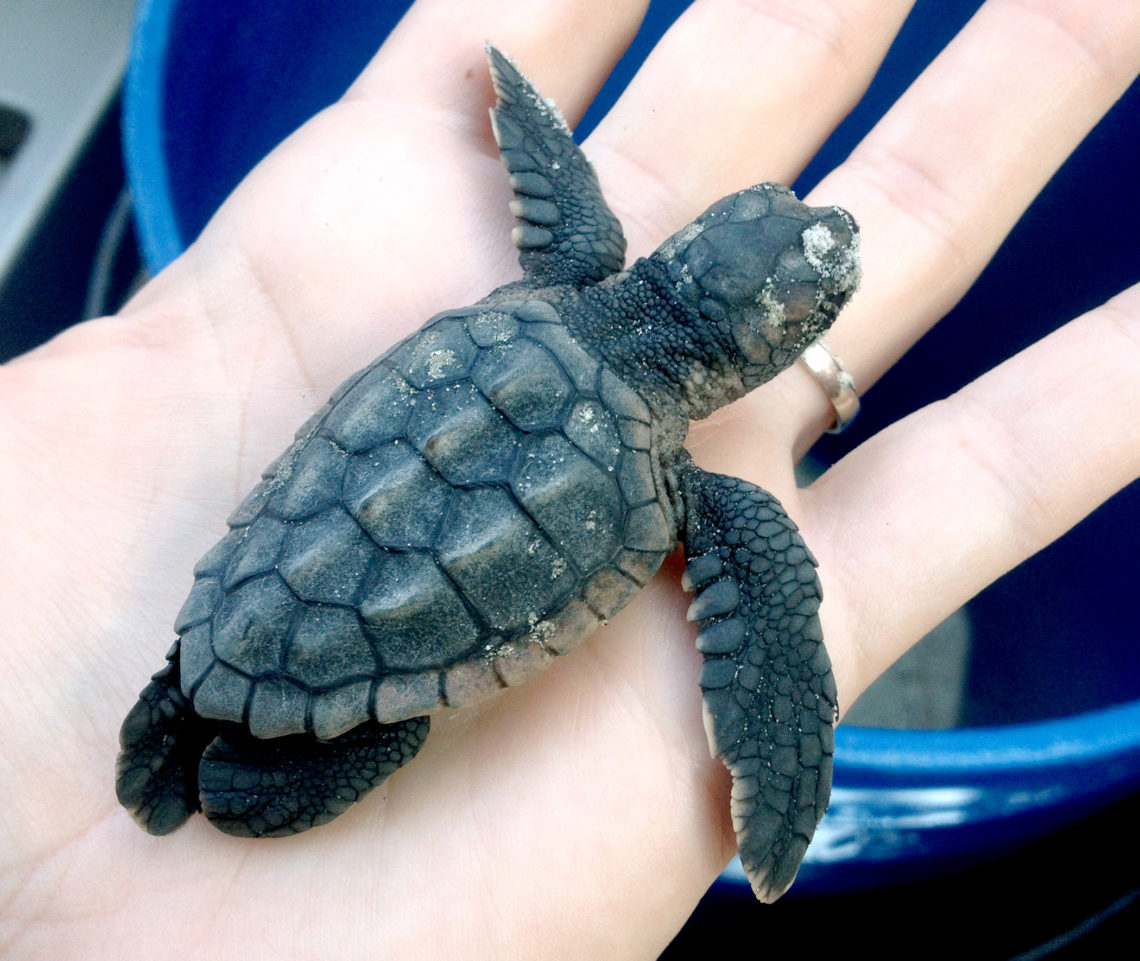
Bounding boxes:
199 715 430 837
487 44 626 286
116 657 215 835
680 467 837 902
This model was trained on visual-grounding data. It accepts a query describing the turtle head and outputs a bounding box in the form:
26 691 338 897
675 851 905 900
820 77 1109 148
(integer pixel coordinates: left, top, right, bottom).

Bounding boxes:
654 183 860 394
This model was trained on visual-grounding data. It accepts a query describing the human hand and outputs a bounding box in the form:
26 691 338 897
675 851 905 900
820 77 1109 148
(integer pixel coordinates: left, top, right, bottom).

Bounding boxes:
2 1 1137 958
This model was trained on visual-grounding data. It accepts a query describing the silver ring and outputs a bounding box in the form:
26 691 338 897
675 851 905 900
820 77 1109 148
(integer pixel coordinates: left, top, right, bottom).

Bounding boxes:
798 341 859 434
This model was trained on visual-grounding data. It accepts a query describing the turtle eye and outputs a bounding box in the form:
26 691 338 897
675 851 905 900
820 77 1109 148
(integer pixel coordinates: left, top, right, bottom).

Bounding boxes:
732 310 774 368
767 280 826 345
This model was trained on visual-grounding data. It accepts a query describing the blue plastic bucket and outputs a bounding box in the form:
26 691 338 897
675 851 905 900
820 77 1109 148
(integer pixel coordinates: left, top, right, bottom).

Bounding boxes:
123 0 1140 893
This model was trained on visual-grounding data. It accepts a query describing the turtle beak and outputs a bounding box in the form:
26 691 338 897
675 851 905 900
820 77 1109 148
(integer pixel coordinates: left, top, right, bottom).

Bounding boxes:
802 205 861 304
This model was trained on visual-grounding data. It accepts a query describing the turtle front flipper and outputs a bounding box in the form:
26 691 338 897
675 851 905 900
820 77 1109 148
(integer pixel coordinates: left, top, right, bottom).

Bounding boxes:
680 467 837 902
486 44 626 286
198 715 430 837
116 653 217 835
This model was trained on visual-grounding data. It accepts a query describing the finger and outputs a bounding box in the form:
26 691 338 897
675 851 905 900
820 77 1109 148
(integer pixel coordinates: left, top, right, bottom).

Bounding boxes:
787 0 1140 442
810 281 1140 707
588 0 914 255
352 0 650 127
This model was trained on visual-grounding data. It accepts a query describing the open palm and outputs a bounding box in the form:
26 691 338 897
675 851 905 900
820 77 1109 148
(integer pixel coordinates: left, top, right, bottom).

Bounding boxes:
2 2 1138 958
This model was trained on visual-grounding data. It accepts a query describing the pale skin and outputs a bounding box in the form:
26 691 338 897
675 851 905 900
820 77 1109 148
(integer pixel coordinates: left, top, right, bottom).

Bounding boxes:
1 0 1138 957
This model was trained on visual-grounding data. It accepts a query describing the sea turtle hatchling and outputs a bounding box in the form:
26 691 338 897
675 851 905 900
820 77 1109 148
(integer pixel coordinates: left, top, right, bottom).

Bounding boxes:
116 45 860 902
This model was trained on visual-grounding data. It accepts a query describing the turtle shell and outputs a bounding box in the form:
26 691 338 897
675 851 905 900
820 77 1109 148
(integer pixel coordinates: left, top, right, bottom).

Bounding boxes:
173 298 675 741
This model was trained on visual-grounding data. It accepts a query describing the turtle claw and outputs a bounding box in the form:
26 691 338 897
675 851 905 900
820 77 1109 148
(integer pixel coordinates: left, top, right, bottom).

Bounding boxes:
199 716 430 837
486 44 626 286
116 659 214 835
681 466 836 902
